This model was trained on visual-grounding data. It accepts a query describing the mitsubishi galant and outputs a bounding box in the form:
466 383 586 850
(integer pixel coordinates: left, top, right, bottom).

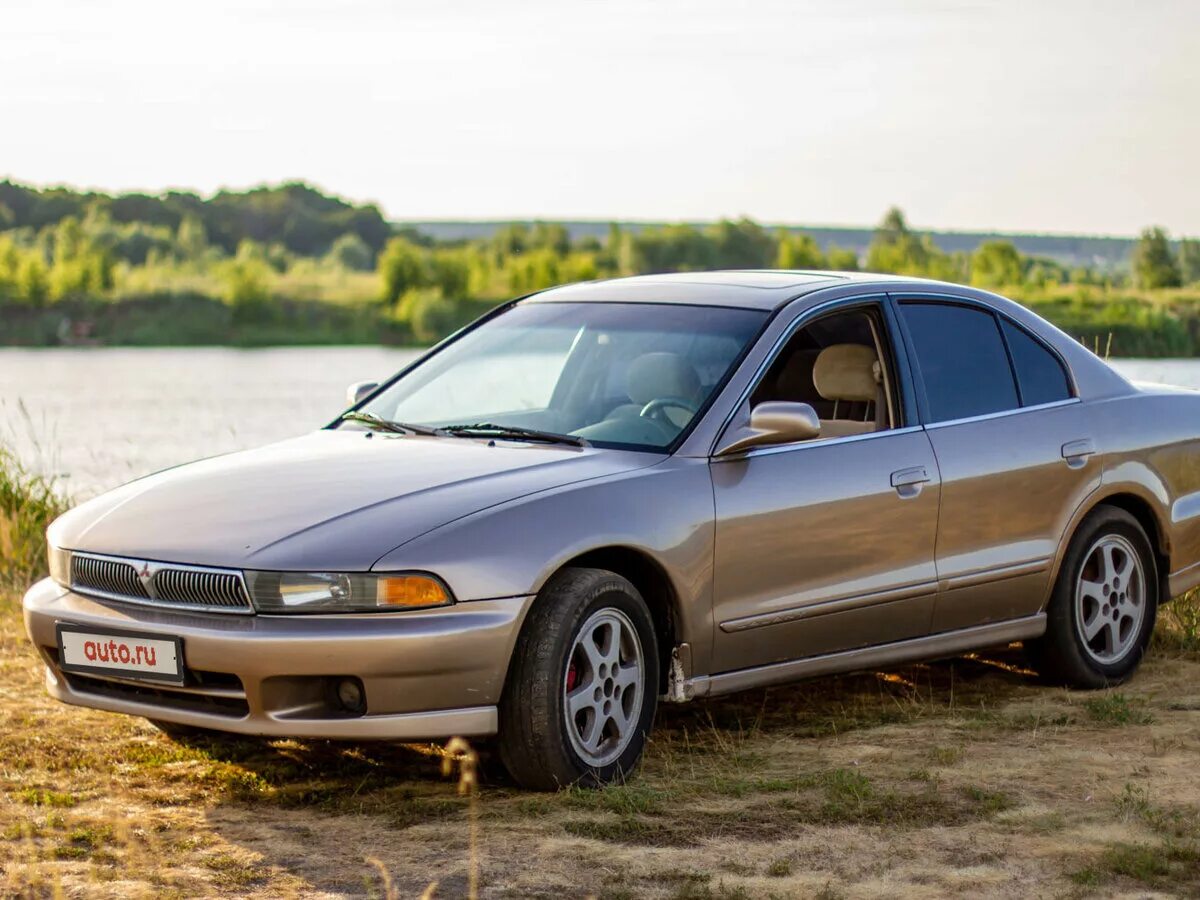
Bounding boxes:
25 271 1200 789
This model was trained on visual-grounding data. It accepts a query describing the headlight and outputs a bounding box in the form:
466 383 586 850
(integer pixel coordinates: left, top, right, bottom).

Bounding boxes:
244 571 452 613
47 543 72 588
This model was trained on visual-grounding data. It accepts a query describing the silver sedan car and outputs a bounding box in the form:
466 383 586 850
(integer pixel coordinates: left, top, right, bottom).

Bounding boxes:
24 271 1200 789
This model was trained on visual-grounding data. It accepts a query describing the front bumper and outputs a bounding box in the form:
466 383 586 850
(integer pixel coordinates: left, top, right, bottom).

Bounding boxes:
23 578 533 740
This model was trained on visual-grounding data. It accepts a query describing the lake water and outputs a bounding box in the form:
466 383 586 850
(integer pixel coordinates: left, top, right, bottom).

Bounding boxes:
0 347 424 497
0 347 1194 499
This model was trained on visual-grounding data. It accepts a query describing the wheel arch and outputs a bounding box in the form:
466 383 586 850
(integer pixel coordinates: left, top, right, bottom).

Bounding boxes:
527 545 682 694
1050 488 1171 606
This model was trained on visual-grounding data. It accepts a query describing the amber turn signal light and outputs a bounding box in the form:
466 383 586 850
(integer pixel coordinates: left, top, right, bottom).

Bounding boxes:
376 575 451 609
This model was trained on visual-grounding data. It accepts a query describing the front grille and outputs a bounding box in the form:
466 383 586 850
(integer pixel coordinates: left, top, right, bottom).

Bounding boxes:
69 552 253 614
154 568 250 610
72 555 149 600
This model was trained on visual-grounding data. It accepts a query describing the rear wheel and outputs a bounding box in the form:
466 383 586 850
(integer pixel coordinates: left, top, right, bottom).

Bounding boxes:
498 567 659 790
1028 507 1157 688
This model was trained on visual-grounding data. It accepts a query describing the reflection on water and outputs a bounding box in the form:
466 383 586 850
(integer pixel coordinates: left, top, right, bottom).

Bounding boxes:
0 348 1192 499
1113 359 1200 390
0 347 422 498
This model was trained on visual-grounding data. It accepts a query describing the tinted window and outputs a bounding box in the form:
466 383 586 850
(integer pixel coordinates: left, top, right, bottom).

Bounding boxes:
1001 319 1071 406
901 303 1018 423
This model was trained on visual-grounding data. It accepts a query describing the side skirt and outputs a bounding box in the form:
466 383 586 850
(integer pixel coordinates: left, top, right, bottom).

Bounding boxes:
676 613 1046 701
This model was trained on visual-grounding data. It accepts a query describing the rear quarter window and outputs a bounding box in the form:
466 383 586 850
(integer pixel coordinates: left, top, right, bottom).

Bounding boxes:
1001 319 1072 406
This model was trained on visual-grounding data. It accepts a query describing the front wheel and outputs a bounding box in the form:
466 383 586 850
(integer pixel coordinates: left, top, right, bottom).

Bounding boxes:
498 568 659 790
1028 507 1157 688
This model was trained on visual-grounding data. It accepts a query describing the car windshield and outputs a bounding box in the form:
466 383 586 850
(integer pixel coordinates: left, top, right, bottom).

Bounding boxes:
354 301 768 451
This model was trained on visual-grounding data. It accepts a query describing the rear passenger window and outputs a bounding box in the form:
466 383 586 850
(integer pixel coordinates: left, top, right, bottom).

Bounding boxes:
1001 319 1072 406
900 302 1018 423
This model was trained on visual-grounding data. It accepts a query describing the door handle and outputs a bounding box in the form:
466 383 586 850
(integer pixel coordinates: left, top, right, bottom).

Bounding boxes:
1061 438 1096 469
890 466 930 498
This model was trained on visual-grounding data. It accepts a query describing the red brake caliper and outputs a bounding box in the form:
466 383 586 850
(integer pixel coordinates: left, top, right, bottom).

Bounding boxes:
566 661 579 691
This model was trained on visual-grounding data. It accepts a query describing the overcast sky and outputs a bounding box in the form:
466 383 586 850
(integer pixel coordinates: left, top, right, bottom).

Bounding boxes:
3 0 1197 235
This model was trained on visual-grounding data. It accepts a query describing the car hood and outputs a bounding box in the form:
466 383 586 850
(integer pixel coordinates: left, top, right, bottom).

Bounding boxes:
50 430 663 571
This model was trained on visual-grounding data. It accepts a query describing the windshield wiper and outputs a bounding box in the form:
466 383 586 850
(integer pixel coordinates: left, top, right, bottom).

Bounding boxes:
439 422 589 447
340 411 441 436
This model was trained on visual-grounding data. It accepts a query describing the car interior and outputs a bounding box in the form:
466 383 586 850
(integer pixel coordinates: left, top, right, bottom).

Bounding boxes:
749 307 898 439
379 303 899 450
569 332 747 446
571 307 900 446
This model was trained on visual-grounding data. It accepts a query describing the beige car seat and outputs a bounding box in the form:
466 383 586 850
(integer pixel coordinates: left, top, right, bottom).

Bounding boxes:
812 343 886 438
608 352 702 429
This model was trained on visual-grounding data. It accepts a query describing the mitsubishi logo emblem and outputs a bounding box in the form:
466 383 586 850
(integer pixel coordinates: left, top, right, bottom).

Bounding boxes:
135 561 156 596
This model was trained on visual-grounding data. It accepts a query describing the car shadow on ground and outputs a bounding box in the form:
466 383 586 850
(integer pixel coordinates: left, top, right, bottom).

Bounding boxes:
182 642 1043 800
657 642 1042 740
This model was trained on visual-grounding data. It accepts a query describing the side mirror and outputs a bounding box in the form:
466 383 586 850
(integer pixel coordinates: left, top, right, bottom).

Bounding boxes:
715 401 821 456
346 381 379 407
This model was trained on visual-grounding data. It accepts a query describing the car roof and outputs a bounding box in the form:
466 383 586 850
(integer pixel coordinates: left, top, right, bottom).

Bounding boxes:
524 270 950 311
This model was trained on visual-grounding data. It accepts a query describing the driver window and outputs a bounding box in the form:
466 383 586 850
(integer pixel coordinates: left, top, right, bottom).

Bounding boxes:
750 306 900 439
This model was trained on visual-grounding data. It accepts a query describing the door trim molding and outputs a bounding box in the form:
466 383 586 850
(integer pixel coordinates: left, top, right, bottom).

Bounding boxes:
937 557 1051 592
718 579 938 633
684 614 1046 699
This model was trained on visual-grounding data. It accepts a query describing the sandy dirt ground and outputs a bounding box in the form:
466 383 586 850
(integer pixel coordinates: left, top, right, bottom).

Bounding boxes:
2 596 1198 899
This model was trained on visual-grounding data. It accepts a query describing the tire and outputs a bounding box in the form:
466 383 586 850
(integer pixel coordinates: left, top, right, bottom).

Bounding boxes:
1027 507 1158 688
498 567 659 791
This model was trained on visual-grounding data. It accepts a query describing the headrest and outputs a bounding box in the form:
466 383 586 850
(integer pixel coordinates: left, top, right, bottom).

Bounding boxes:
813 343 879 403
626 352 701 405
773 348 820 400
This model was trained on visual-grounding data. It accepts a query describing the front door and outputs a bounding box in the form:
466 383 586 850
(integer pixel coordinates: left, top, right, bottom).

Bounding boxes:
709 301 941 674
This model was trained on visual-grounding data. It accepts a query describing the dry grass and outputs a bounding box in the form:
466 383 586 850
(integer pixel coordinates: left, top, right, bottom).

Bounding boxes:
2 592 1198 898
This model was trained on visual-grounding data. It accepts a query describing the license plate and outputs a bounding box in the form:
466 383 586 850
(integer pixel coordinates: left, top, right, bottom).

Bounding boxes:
56 623 184 684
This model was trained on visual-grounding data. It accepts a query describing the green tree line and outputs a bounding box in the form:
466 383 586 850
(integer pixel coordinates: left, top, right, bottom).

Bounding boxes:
2 179 1200 352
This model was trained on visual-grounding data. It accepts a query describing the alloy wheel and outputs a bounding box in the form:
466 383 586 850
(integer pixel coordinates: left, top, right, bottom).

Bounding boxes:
563 608 645 768
1075 533 1146 665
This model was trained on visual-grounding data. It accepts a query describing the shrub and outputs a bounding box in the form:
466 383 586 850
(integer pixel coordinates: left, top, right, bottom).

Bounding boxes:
397 287 461 344
0 446 66 592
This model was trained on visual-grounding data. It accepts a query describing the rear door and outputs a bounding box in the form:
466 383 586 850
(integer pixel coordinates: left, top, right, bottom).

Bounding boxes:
893 296 1101 631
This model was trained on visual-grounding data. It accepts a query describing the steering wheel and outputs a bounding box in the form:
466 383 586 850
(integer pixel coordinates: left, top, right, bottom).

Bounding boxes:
639 396 699 425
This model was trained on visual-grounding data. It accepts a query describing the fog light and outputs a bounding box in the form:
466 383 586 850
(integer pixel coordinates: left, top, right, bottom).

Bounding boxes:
335 677 366 714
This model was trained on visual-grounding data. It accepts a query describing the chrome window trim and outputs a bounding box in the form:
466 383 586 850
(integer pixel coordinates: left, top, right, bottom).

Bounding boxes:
922 397 1081 431
711 380 1080 462
707 292 896 458
68 551 255 616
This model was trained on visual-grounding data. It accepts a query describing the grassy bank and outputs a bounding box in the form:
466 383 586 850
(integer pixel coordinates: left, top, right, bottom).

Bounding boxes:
2 451 1199 897
0 293 503 348
1018 287 1200 358
4 286 1200 355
